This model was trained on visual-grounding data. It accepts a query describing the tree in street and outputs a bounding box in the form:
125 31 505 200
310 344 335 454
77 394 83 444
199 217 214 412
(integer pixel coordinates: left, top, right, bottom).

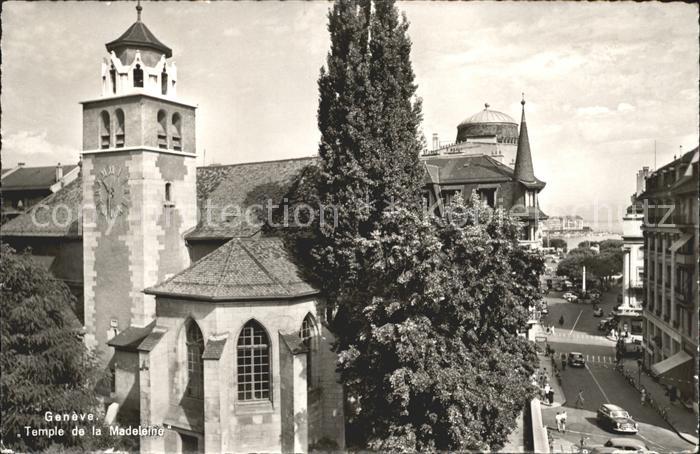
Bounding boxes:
548 238 567 252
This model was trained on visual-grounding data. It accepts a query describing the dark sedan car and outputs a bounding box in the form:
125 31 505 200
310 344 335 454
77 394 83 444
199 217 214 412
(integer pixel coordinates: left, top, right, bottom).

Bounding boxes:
596 404 639 434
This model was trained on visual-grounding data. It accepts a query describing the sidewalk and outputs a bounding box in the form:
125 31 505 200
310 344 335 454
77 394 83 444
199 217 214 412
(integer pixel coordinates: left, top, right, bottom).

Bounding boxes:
621 358 699 445
537 353 567 408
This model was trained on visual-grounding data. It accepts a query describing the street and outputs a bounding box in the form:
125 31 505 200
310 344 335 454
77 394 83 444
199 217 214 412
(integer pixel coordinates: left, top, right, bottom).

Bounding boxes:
539 287 696 453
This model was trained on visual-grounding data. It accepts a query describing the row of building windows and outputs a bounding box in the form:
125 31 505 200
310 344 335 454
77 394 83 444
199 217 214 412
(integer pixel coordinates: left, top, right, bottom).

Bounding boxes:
184 315 318 402
98 109 182 151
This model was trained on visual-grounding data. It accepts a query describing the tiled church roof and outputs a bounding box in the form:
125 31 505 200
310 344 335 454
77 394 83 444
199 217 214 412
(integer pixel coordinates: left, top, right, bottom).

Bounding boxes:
2 164 78 190
422 154 516 184
189 156 318 240
105 21 172 58
1 157 318 240
2 177 82 237
144 237 318 301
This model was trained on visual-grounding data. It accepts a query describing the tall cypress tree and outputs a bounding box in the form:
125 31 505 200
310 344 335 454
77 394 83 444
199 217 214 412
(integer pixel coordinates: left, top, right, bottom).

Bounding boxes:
277 1 541 450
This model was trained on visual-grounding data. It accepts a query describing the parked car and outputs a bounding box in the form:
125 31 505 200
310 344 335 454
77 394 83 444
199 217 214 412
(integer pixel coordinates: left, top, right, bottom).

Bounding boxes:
589 290 601 299
567 352 585 367
597 406 639 434
603 437 649 451
593 307 604 317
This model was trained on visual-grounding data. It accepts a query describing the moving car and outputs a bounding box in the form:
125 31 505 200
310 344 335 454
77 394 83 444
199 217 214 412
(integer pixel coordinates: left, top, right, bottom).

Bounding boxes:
567 352 585 367
593 307 604 317
563 292 578 302
598 317 613 331
597 405 639 434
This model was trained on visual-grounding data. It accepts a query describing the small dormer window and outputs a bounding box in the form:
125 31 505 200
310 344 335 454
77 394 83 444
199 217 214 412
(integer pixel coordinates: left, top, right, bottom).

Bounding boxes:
133 64 144 88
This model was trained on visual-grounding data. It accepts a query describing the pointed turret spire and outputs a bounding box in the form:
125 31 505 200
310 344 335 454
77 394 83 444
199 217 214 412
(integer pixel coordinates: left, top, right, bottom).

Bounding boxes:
136 0 143 22
514 94 537 183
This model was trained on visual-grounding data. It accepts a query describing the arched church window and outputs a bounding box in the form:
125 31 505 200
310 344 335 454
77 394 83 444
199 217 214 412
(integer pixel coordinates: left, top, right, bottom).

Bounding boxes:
161 69 168 95
300 314 318 388
185 320 204 399
133 64 144 88
157 110 167 149
100 111 111 149
237 320 270 401
109 65 117 94
115 109 125 148
172 113 182 151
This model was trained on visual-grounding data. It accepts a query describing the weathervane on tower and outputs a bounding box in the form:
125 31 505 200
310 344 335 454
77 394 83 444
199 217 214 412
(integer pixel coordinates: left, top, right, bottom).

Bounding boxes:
136 0 142 22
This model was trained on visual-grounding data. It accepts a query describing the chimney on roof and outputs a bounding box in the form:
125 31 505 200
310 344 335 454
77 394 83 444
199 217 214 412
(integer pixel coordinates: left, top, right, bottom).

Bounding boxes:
56 163 63 182
636 167 650 196
432 133 439 151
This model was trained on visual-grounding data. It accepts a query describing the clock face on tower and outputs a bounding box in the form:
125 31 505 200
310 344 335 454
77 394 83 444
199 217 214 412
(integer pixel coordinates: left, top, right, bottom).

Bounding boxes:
94 165 130 219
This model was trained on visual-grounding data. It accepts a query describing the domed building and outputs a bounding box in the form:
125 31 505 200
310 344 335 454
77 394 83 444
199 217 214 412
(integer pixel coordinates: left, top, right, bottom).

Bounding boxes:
429 103 519 166
422 98 548 248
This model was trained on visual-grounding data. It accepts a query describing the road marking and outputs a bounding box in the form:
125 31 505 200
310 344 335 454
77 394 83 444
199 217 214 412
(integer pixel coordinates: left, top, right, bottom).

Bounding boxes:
585 363 610 403
569 310 583 335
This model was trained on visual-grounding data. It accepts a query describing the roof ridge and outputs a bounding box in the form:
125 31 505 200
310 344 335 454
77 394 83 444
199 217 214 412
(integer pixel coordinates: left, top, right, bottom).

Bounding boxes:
197 155 318 170
216 239 242 295
238 239 291 295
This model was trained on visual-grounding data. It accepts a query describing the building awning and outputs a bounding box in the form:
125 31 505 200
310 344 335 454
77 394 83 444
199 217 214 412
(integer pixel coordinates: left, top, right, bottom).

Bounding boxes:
669 233 693 253
651 351 692 377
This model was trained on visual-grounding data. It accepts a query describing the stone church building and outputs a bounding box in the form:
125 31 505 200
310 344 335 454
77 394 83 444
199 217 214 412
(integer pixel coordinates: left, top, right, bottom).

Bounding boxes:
2 6 547 453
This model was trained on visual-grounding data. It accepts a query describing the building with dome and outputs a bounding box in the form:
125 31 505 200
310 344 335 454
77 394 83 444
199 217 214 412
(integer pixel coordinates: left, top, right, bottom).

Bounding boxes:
429 103 519 167
422 100 548 248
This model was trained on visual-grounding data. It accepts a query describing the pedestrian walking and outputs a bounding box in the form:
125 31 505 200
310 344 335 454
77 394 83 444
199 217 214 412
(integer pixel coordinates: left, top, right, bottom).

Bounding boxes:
544 383 551 402
575 389 585 409
561 353 567 370
558 315 564 327
548 388 555 405
561 410 567 433
550 325 556 335
555 411 562 432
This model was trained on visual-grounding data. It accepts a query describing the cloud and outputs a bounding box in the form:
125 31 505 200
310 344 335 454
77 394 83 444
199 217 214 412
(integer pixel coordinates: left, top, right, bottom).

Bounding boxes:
1 130 78 167
617 102 635 112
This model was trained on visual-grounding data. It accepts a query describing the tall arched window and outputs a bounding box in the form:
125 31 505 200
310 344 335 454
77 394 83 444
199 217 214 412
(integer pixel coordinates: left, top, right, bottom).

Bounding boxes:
115 109 125 148
171 113 182 151
237 320 270 401
100 111 111 149
133 64 144 88
300 314 317 388
161 69 168 95
157 110 167 149
185 320 204 399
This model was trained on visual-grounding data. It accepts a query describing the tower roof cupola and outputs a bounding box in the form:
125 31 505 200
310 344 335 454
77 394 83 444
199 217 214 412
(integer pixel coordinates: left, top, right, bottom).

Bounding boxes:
105 2 172 59
513 95 543 188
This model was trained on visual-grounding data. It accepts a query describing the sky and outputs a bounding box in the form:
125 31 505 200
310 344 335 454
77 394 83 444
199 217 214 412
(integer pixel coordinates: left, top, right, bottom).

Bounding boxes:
2 1 698 230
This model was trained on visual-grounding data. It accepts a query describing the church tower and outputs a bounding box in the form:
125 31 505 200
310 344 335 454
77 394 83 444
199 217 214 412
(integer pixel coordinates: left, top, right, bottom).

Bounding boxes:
81 3 197 358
